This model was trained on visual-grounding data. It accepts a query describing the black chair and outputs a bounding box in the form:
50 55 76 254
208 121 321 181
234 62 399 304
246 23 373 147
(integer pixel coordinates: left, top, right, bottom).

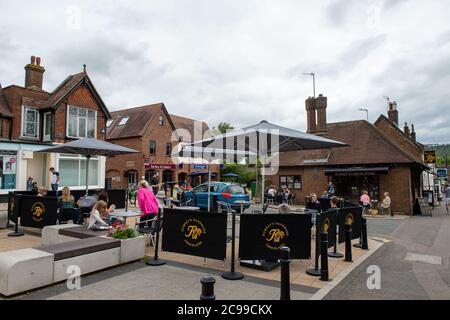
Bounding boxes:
58 208 75 224
137 214 163 247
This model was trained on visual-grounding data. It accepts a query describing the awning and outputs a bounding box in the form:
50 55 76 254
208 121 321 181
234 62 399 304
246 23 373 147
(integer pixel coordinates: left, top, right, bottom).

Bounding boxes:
325 166 389 176
0 142 54 152
189 172 218 177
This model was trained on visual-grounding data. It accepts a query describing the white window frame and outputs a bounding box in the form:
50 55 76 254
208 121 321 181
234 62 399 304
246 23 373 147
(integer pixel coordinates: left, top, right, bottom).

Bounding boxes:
118 117 129 126
58 154 100 187
66 105 97 139
106 119 114 128
43 112 52 141
21 106 40 139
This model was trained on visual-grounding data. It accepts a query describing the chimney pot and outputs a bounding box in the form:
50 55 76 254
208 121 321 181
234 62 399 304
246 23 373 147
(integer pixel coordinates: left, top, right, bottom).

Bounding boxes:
36 57 41 66
31 56 36 65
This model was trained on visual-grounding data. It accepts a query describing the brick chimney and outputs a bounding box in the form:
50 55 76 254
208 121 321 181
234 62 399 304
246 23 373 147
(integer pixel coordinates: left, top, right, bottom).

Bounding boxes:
315 94 327 135
305 97 317 133
410 124 416 142
388 101 398 126
404 122 410 138
25 56 45 89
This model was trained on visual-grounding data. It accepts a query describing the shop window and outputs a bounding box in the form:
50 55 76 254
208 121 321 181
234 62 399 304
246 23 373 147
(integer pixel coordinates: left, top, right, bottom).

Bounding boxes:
279 175 302 190
59 154 99 187
0 152 17 190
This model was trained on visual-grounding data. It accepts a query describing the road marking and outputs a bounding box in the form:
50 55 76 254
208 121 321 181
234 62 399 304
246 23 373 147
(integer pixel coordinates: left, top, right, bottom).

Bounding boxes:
369 237 392 243
405 253 442 265
309 241 384 300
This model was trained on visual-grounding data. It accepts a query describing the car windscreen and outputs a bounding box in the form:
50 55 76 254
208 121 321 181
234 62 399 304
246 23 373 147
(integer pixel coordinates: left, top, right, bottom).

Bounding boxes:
224 185 245 194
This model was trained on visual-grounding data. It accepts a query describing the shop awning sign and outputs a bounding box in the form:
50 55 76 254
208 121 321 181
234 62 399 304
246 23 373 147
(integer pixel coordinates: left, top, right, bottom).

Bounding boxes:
424 151 436 164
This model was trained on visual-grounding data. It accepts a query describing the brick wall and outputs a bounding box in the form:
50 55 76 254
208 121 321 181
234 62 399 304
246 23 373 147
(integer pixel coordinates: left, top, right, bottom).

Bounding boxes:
379 165 413 215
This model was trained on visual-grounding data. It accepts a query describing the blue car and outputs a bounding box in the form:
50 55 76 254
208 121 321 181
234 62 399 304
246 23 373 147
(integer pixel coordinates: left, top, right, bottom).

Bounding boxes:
182 182 250 212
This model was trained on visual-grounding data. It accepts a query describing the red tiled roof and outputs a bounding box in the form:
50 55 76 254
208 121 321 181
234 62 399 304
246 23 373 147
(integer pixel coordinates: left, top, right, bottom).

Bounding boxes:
170 114 210 142
279 120 421 166
45 72 85 108
106 103 163 140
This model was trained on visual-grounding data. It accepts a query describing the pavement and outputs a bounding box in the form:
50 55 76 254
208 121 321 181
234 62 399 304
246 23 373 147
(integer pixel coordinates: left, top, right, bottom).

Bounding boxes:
0 203 394 300
324 203 450 300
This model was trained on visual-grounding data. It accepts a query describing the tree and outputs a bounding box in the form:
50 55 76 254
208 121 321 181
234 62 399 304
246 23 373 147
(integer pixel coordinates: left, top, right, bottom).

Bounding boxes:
217 122 234 134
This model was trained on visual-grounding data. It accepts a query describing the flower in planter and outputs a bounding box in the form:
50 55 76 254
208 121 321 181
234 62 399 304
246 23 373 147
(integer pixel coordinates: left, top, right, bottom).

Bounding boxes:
108 223 138 240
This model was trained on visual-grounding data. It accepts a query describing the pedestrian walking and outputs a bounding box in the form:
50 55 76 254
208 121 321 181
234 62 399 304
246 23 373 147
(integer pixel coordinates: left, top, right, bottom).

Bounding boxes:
443 185 450 214
327 181 335 197
49 167 60 195
381 192 392 216
360 191 371 213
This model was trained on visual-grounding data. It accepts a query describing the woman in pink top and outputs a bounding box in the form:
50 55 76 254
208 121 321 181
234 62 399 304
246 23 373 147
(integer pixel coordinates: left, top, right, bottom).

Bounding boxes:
137 180 159 227
360 191 371 210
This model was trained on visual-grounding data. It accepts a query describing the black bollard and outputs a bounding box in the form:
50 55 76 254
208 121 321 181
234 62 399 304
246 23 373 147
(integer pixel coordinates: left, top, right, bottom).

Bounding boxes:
361 217 369 250
344 223 353 262
200 275 216 300
306 217 321 276
146 208 166 266
320 232 329 282
280 247 291 300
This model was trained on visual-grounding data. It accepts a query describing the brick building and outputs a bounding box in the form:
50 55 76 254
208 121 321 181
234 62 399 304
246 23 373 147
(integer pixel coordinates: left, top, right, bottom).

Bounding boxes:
270 95 426 215
105 103 219 189
0 56 110 198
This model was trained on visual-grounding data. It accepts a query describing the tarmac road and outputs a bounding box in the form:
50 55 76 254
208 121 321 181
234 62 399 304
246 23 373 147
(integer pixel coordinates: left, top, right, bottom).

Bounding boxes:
324 205 450 300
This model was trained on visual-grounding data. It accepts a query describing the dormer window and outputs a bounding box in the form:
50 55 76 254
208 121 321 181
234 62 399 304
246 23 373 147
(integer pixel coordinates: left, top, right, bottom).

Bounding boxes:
106 120 113 128
119 117 129 126
21 106 39 139
159 116 164 126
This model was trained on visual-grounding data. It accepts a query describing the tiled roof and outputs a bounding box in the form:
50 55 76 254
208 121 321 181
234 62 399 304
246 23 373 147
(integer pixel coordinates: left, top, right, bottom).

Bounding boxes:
279 120 421 166
44 72 86 108
106 103 162 139
170 114 210 142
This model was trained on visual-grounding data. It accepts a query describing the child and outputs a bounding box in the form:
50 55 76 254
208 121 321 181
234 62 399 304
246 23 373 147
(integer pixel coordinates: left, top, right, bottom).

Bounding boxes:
88 200 111 231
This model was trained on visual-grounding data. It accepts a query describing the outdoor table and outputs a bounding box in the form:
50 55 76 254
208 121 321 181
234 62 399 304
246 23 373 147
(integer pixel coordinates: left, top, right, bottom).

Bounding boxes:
172 206 200 211
109 211 141 227
234 200 250 213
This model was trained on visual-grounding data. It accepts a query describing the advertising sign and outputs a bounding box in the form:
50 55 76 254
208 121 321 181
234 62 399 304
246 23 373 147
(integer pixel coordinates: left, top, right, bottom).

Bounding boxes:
338 206 363 244
162 209 227 260
3 156 17 174
239 214 312 260
19 195 58 229
424 151 436 164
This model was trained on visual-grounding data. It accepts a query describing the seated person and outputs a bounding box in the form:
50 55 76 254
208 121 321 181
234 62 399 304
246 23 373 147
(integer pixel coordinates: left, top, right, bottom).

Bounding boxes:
97 190 117 224
88 200 112 231
59 186 81 224
278 203 291 214
37 186 48 197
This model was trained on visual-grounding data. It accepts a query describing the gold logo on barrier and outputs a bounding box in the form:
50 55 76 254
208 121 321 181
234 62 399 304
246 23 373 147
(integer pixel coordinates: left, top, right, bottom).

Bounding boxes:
345 213 354 225
31 202 45 222
181 218 206 247
262 222 289 250
322 218 330 234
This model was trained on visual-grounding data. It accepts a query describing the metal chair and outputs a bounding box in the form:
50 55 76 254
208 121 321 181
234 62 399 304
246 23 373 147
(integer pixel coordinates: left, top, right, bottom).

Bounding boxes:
136 214 162 248
58 208 76 224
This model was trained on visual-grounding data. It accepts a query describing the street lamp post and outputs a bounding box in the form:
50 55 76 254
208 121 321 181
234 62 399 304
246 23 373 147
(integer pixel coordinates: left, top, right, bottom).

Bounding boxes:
303 72 316 98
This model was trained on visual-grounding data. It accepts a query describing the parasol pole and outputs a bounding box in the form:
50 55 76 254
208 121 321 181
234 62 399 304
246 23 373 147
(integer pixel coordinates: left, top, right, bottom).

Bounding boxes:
207 161 211 212
85 155 91 196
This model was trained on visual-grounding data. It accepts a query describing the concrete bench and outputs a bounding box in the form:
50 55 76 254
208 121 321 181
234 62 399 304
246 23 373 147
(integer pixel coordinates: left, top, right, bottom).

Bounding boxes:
35 237 121 282
42 224 109 245
0 211 8 229
0 248 54 296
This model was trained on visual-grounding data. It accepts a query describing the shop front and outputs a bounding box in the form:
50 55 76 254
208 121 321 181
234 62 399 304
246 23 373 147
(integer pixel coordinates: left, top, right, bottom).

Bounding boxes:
325 167 389 204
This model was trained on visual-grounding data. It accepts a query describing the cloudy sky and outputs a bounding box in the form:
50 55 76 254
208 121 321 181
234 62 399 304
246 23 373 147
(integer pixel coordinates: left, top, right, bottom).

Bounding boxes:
1 0 449 143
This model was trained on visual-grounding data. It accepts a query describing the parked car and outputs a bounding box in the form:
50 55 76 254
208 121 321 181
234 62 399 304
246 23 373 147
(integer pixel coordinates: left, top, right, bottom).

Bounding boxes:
181 182 250 212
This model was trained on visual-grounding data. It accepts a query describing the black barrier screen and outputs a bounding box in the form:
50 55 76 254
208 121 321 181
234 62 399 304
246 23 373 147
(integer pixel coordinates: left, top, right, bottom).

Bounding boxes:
106 189 126 209
162 209 227 260
318 198 331 212
7 192 19 223
239 214 312 260
317 209 337 248
338 206 363 243
19 195 58 229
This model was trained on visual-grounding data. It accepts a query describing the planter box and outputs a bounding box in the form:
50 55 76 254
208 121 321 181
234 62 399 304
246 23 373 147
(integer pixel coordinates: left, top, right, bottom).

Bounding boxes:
119 235 146 264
